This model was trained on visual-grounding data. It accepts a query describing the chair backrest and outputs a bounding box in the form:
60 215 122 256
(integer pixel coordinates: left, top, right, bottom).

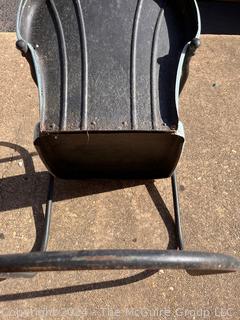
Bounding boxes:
17 0 200 179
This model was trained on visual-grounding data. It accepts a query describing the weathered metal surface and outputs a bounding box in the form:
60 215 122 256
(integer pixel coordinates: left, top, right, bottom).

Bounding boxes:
0 250 239 273
16 0 200 179
34 131 184 179
17 0 200 132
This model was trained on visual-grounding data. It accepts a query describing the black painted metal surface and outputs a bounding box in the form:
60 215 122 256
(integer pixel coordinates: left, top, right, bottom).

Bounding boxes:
16 0 200 179
2 1 240 34
34 132 184 179
0 250 239 272
17 0 199 132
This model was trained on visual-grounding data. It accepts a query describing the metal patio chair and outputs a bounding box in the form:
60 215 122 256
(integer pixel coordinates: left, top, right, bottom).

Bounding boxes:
0 0 239 277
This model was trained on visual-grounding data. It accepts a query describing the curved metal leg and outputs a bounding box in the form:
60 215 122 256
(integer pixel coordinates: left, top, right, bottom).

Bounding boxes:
40 174 54 252
0 174 54 278
171 172 184 250
0 174 239 275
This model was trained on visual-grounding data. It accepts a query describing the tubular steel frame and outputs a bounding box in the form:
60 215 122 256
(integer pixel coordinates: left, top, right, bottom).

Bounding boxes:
0 172 239 277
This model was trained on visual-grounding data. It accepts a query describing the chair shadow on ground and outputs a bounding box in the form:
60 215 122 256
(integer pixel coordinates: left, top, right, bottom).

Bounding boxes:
0 141 177 301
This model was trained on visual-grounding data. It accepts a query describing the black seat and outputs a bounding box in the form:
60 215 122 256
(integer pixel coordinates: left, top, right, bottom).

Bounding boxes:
17 0 200 179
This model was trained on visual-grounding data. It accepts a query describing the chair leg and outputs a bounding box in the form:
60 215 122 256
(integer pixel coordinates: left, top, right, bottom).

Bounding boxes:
0 174 54 279
1 173 240 274
171 172 184 250
41 173 184 252
40 174 54 252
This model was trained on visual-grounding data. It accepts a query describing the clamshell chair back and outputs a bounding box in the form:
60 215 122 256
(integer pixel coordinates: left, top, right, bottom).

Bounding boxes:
17 0 200 179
